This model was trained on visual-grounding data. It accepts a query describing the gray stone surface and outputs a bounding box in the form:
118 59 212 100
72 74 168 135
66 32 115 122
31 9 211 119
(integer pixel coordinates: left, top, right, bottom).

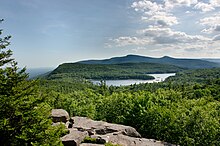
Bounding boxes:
51 109 69 123
61 129 89 146
50 109 175 146
91 133 173 146
80 144 104 146
72 116 141 138
52 122 66 127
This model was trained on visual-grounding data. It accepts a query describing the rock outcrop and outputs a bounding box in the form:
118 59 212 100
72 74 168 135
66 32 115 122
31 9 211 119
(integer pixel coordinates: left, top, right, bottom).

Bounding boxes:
51 109 175 146
51 109 69 123
61 129 88 146
72 116 141 138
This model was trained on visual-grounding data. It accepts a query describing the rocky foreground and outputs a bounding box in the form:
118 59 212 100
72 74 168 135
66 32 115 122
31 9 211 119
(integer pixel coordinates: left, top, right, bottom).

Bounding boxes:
51 109 175 146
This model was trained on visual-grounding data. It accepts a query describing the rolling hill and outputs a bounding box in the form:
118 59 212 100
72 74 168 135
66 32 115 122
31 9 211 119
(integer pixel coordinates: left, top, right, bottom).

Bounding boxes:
47 62 184 80
26 67 53 79
79 55 219 69
203 58 220 64
45 55 220 81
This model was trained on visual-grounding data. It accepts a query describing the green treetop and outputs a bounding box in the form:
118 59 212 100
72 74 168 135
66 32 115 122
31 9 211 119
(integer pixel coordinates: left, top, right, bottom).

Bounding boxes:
0 19 65 146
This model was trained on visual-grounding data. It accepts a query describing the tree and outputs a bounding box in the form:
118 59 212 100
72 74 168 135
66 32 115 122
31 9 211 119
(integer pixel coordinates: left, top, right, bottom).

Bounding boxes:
0 20 65 145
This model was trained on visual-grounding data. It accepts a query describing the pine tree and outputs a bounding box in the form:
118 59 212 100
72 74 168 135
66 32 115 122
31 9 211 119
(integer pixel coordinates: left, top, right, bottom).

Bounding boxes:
0 19 65 146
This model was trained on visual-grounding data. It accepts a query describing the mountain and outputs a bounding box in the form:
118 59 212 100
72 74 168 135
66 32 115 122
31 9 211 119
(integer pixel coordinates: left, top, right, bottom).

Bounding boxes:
47 63 184 80
202 59 220 64
78 55 219 69
26 67 53 79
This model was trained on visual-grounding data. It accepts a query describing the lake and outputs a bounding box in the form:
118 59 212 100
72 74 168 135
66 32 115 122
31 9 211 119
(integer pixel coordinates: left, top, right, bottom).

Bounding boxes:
91 73 176 86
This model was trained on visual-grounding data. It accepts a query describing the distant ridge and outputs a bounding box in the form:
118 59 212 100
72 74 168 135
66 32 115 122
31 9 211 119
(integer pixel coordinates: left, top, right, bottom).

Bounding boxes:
203 58 220 64
26 68 53 79
78 55 219 69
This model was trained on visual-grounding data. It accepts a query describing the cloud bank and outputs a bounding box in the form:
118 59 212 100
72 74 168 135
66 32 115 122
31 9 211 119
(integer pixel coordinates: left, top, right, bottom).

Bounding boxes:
107 0 220 57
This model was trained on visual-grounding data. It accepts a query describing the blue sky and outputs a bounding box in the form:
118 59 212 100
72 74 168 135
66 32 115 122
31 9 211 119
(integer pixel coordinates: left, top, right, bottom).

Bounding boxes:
0 0 220 68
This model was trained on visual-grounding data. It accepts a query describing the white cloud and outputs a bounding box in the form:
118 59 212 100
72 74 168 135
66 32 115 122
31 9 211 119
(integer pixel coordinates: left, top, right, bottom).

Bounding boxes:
110 26 211 54
210 0 220 7
139 26 210 44
201 25 220 34
108 0 220 57
213 35 220 41
164 0 198 9
142 11 179 26
199 14 220 33
132 46 147 52
194 2 215 12
131 0 163 12
199 15 220 26
193 0 220 12
132 0 179 27
155 42 220 58
110 37 153 47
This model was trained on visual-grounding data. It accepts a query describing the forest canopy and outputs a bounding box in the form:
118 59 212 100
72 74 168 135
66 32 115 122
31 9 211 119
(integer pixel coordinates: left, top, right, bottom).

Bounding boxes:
40 64 220 146
0 20 66 146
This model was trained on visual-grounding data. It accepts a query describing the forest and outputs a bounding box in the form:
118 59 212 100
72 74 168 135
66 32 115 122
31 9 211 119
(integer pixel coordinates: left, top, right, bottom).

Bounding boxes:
1 20 220 146
38 67 220 146
47 62 184 80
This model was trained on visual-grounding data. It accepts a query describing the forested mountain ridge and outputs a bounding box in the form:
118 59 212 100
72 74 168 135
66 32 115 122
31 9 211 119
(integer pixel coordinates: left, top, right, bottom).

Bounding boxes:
78 54 219 69
26 67 53 79
47 62 184 80
166 68 220 84
203 58 220 64
44 55 219 80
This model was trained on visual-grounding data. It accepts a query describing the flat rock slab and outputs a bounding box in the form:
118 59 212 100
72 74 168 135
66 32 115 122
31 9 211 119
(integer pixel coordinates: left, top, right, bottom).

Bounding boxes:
61 129 88 146
52 111 176 146
72 116 141 138
52 109 69 123
92 133 173 146
80 144 105 146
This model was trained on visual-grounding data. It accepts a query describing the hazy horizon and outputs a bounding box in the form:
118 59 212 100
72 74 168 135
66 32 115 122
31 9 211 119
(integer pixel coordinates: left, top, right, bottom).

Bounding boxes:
24 54 220 69
1 0 220 68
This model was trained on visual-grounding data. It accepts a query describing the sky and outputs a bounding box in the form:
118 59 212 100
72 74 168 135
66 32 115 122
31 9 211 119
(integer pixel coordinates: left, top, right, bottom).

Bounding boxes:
0 0 220 68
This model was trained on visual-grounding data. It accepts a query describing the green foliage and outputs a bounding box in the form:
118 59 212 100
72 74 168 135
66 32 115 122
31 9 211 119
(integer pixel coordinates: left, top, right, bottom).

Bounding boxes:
39 66 220 146
47 62 184 80
105 143 122 146
82 136 100 144
166 68 220 84
5 17 220 146
0 20 65 145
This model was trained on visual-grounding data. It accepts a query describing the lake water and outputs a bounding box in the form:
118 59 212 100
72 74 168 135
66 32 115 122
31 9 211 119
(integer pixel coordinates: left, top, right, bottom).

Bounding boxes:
91 73 176 86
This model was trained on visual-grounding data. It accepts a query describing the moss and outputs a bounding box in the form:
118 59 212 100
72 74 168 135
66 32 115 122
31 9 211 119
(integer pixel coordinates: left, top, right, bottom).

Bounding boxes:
105 142 122 146
82 136 97 143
